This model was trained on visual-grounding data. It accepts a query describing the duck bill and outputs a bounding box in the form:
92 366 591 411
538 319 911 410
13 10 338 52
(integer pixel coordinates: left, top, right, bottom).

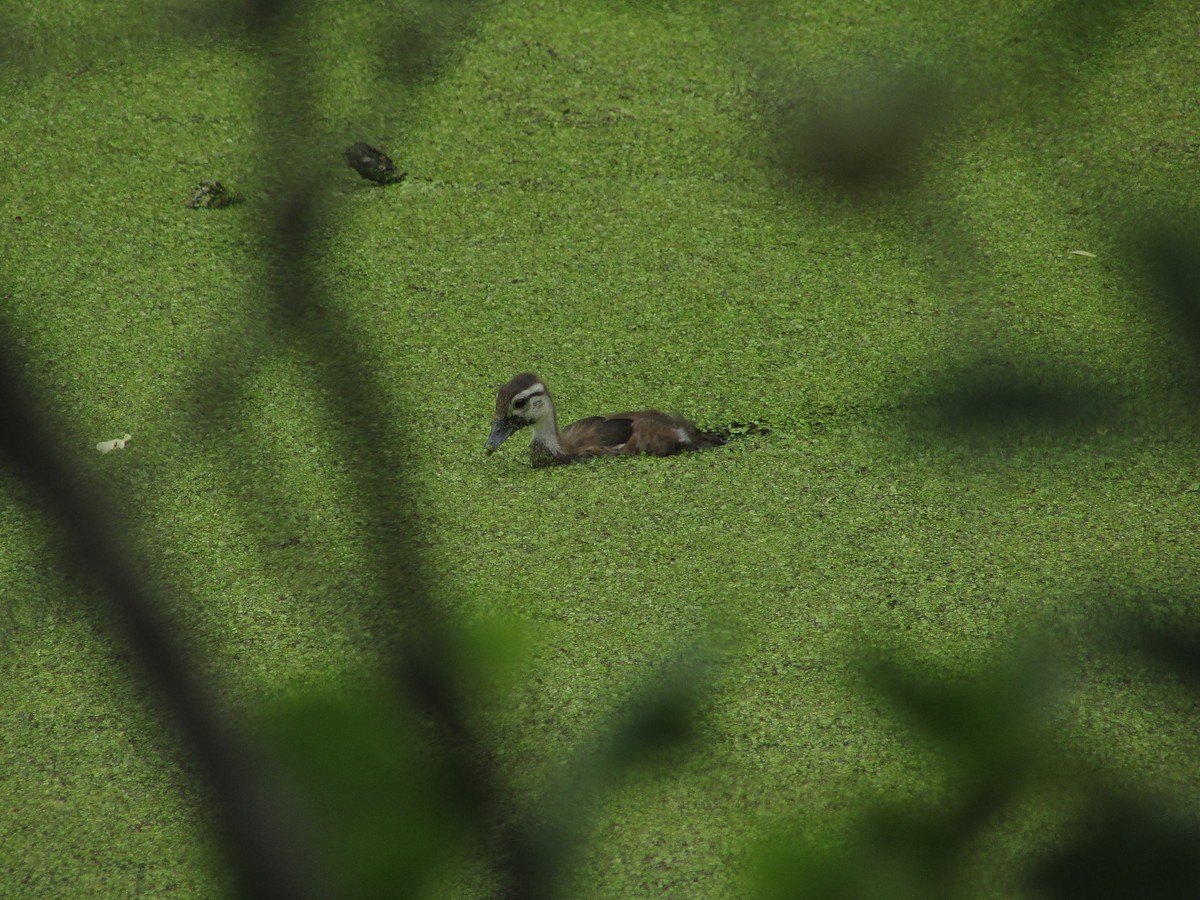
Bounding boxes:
485 418 516 454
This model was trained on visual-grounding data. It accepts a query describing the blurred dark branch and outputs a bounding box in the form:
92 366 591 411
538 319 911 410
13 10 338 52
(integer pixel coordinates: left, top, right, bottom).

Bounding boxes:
512 648 714 899
259 137 534 900
773 67 950 195
0 333 328 899
1104 603 1200 687
766 0 1156 193
1032 795 1200 900
898 363 1120 448
387 0 483 85
1140 222 1200 394
1006 0 1157 105
229 1 536 895
4 0 517 892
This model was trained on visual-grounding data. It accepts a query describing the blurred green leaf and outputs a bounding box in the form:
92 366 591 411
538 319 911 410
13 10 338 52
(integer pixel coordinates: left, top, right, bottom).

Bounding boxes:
1109 608 1200 687
263 687 475 899
869 649 1059 784
754 648 1061 900
514 646 716 899
1032 797 1200 900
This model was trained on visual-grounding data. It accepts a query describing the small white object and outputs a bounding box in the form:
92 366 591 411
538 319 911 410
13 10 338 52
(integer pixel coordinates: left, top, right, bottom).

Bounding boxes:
96 434 132 454
1068 249 1097 258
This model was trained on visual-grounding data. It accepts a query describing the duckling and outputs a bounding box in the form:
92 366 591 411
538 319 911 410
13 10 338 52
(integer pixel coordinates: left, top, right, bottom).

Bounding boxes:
486 372 724 467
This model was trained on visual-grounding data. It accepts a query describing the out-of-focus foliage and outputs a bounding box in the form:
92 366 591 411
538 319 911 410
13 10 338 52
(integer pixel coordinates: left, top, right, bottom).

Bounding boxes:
261 688 476 899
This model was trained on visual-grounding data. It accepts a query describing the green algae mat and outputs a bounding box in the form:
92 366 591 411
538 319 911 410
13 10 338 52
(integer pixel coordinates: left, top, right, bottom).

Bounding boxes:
3 1 1200 896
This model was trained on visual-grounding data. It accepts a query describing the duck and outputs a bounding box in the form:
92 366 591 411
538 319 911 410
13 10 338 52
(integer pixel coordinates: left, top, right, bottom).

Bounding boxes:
485 372 725 467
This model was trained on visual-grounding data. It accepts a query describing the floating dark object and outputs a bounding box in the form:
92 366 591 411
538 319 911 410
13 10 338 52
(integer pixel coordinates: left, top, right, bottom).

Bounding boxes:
186 180 234 209
344 142 407 185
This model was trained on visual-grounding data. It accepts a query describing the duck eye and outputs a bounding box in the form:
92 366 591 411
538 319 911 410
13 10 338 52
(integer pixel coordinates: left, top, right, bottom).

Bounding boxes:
513 397 528 410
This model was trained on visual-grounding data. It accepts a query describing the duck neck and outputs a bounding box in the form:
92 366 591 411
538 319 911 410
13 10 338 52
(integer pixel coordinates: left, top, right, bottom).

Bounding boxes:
530 406 563 460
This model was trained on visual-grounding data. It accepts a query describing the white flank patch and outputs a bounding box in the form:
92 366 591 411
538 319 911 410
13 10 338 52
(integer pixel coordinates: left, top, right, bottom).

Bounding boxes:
97 434 132 453
674 427 690 445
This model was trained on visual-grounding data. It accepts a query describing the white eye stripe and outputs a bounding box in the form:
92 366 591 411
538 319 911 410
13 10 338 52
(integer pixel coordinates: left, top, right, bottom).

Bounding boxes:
513 383 546 403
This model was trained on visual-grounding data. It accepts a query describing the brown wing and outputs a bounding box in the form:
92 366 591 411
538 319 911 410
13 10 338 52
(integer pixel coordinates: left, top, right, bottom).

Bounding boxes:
559 416 635 457
562 410 724 459
618 411 683 456
623 411 727 456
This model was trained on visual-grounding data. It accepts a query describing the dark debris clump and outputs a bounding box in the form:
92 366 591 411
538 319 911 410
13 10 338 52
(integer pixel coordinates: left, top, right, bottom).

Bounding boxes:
344 142 407 185
185 180 235 209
